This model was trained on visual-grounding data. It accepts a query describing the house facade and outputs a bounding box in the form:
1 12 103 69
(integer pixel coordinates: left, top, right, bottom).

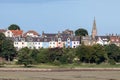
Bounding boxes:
95 36 110 45
4 30 13 37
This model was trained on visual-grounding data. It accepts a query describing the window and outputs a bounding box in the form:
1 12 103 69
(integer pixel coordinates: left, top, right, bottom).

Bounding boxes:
67 38 70 41
58 38 61 41
74 42 75 44
15 42 18 45
22 42 24 45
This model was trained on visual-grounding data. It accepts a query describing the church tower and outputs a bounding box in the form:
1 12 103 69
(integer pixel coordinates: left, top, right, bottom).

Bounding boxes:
92 17 97 39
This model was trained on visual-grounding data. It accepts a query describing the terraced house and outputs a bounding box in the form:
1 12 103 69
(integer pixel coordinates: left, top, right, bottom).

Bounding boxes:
5 29 79 50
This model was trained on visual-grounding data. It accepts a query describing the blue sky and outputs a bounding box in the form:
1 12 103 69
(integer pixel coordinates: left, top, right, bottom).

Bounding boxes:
0 0 120 35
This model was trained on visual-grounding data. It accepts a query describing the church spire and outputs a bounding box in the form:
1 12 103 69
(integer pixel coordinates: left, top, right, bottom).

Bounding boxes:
92 17 97 39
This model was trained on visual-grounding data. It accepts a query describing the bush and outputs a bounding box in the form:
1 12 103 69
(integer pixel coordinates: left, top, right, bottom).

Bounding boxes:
109 59 116 65
53 60 61 66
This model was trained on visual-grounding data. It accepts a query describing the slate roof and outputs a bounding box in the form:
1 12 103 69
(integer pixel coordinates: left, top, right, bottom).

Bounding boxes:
0 29 6 33
42 33 58 38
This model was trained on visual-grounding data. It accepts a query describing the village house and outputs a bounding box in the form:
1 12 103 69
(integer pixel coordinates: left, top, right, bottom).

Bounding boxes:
95 36 110 45
23 30 40 37
109 35 120 46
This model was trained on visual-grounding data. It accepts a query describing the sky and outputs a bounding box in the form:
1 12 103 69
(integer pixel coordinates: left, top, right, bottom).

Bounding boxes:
0 0 120 35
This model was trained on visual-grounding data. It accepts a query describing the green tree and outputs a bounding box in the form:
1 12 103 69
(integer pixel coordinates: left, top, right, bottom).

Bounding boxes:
75 28 88 36
36 48 49 63
105 44 120 62
29 49 39 64
8 24 20 30
76 45 94 63
0 33 6 41
75 28 88 44
17 47 33 67
1 39 17 61
63 48 76 63
92 44 107 64
76 44 107 64
0 33 6 57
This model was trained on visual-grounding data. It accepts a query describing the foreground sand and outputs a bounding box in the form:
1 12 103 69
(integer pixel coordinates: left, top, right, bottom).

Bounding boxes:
0 68 120 80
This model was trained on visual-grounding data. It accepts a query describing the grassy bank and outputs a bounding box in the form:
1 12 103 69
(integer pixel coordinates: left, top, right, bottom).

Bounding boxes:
1 63 120 68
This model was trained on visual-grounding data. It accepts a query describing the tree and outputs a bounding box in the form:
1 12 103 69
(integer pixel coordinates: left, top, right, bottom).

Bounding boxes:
17 47 33 67
75 28 88 36
75 28 88 44
48 48 63 63
1 39 17 61
76 44 107 64
76 45 94 63
0 33 6 57
8 24 20 30
36 48 49 63
29 49 39 64
92 44 107 64
105 44 120 62
63 48 76 63
0 33 6 41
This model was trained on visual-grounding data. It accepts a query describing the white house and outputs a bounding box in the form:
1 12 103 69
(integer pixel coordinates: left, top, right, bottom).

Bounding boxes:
14 37 27 50
33 38 43 49
4 30 13 37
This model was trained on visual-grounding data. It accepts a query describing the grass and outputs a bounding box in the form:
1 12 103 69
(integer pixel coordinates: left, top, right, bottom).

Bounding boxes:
1 62 120 68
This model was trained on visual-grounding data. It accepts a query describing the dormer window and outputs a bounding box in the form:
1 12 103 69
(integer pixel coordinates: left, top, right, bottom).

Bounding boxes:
21 38 25 41
67 38 70 41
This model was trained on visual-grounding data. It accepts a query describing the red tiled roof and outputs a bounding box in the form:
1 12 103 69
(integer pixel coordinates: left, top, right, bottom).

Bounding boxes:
10 30 23 36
